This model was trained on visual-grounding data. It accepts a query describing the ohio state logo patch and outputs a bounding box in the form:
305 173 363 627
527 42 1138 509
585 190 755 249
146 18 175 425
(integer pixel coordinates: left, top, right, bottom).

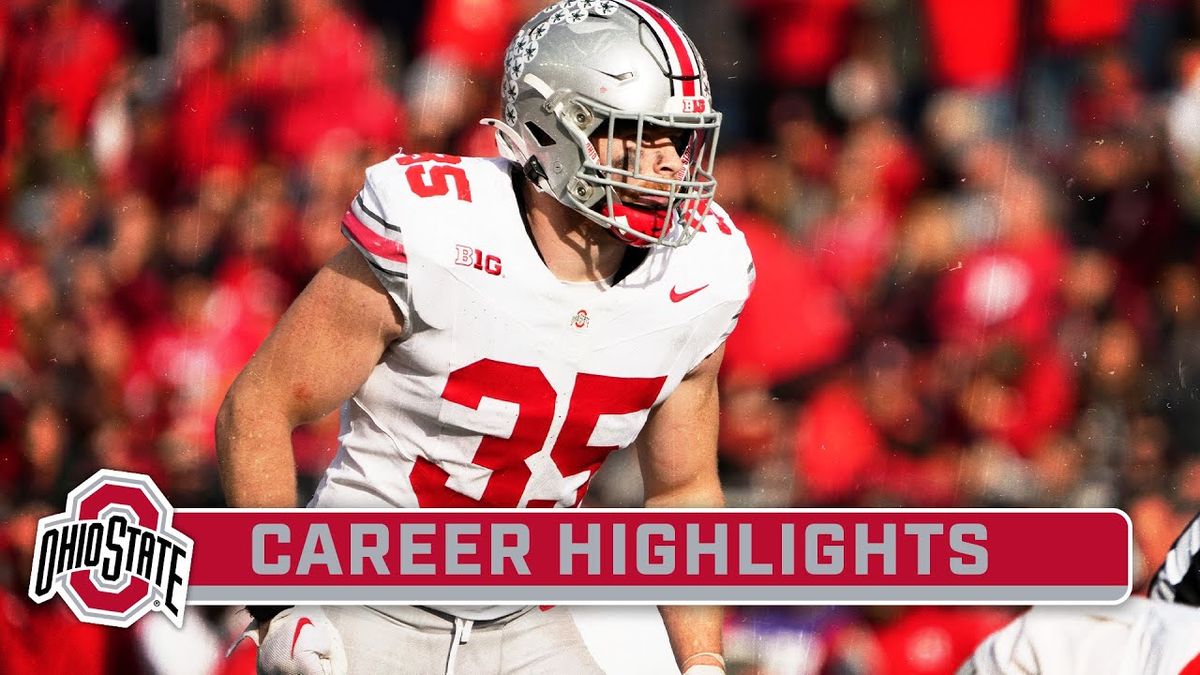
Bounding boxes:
28 470 193 628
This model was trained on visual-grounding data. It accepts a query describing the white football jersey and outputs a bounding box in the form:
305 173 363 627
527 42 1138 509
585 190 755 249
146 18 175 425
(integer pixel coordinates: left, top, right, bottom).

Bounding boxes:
312 153 751 512
960 597 1200 675
308 153 752 618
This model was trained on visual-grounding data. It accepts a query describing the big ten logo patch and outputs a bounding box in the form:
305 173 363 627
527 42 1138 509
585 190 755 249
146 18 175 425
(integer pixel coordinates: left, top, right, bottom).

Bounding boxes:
455 245 503 276
28 470 193 628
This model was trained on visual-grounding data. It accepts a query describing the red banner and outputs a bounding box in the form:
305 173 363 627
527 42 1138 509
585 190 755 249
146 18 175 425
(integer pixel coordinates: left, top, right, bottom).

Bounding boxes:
174 509 1130 605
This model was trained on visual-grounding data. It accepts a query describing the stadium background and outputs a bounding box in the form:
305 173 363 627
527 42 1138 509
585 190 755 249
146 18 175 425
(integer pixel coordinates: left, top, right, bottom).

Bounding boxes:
1 0 1198 672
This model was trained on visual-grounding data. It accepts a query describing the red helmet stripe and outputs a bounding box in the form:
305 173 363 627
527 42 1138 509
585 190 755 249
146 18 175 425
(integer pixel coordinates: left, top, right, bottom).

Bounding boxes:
623 0 699 97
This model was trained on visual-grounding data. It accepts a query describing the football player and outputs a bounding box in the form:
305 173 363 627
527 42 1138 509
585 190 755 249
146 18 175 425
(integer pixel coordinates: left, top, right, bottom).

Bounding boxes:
216 1 751 674
957 511 1200 674
956 596 1200 674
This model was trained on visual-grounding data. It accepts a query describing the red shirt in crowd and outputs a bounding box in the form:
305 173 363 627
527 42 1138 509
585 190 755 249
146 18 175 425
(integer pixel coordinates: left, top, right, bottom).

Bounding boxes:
2 1 124 147
924 0 1019 90
171 22 255 184
245 6 402 162
0 587 142 675
420 0 517 76
721 212 851 385
793 378 882 505
741 0 856 87
1044 0 1131 47
933 232 1067 351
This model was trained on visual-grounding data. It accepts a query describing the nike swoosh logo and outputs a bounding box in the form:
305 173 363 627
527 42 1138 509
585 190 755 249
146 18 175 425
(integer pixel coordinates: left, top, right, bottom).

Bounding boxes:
670 284 709 302
589 67 634 81
291 617 314 659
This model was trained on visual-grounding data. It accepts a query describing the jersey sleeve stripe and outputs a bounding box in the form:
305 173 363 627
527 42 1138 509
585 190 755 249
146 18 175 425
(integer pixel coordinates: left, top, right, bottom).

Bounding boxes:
362 253 409 279
343 210 408 263
354 194 403 234
341 225 409 278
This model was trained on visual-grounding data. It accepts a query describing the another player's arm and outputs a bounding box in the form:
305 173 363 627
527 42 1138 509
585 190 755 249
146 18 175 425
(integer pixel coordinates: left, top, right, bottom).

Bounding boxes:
638 345 726 673
216 245 404 508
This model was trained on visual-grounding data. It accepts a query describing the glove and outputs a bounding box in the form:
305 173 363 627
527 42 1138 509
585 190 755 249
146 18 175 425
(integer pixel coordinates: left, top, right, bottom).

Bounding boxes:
230 606 348 675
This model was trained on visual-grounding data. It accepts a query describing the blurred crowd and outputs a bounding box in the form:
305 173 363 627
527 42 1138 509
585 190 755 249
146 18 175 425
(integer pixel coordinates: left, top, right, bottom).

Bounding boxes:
2 0 1200 673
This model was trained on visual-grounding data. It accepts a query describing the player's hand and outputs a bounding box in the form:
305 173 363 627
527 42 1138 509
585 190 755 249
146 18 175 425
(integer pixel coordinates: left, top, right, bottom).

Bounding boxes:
233 606 348 675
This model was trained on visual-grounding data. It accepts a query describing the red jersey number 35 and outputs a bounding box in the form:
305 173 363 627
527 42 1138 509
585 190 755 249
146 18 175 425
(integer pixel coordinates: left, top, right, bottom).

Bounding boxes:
395 153 473 203
410 360 666 508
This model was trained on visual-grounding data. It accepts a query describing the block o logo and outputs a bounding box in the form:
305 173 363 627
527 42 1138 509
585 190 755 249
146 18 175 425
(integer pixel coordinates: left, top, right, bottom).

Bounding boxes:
27 470 193 628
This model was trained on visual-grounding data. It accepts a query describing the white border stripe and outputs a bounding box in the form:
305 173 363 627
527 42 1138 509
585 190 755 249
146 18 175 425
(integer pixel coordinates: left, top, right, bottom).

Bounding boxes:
188 584 1131 605
621 0 699 96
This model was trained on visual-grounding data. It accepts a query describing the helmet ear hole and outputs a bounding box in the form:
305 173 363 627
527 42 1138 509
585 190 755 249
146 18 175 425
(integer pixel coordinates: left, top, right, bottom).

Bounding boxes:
524 122 557 147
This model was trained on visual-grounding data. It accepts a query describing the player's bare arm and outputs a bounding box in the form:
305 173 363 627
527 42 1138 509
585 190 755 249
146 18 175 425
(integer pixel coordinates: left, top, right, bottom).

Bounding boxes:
640 346 724 508
215 245 404 508
639 345 726 673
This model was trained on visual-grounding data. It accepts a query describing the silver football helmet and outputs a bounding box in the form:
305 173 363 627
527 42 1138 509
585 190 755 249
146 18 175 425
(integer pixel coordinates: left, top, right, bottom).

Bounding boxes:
485 0 721 247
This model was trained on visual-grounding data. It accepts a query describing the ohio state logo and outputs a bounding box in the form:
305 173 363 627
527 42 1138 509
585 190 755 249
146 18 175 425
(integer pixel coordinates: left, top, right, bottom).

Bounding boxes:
28 470 193 628
571 308 590 328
